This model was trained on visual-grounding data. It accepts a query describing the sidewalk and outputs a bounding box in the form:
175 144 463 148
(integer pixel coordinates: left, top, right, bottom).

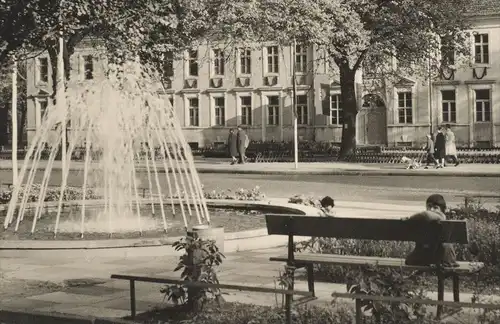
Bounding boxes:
0 159 499 177
1 247 498 320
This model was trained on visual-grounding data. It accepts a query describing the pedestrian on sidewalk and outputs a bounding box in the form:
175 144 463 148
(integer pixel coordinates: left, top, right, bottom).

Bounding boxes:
445 124 460 167
227 128 238 165
424 134 438 169
236 125 247 164
434 126 446 168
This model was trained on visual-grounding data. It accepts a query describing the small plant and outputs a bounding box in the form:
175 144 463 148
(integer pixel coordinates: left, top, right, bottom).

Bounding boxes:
346 265 429 323
161 234 225 311
273 266 294 308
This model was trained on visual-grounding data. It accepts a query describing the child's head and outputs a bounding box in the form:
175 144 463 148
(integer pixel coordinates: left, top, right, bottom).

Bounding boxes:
320 196 335 208
425 194 446 213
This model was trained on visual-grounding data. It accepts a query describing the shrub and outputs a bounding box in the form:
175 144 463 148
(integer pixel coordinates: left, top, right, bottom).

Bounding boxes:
203 186 265 201
142 303 356 324
0 185 101 204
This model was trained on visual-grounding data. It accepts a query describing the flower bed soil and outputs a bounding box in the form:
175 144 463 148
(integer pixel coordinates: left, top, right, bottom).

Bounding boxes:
0 206 267 241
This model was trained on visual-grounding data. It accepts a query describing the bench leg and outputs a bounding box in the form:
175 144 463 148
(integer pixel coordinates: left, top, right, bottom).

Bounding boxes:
452 274 460 302
129 280 136 318
436 274 444 319
306 264 315 297
355 299 362 324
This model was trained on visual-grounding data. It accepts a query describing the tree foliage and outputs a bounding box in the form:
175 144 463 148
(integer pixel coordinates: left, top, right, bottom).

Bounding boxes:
219 0 472 157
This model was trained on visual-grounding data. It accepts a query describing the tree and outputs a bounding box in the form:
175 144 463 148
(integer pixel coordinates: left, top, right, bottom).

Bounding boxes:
0 61 28 147
218 0 471 159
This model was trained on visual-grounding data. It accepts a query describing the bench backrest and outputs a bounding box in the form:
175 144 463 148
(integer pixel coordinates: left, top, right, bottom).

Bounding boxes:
265 214 469 244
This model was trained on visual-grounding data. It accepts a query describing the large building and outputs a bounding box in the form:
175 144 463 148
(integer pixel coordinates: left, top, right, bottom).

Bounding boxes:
25 3 500 148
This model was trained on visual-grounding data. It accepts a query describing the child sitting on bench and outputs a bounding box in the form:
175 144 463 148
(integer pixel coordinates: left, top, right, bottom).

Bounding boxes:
404 194 458 267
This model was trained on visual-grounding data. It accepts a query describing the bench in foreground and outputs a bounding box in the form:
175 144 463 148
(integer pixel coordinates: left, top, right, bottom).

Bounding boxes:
265 214 484 318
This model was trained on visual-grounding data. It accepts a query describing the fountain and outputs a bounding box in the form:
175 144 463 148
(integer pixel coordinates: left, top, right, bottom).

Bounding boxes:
2 61 211 239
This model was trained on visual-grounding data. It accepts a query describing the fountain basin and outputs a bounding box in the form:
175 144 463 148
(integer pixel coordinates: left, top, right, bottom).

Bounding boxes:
0 199 321 251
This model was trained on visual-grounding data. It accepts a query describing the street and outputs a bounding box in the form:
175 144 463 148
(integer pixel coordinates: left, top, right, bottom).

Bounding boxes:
0 169 498 207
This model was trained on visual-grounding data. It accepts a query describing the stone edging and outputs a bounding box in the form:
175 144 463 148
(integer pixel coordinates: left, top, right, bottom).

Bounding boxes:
0 198 321 250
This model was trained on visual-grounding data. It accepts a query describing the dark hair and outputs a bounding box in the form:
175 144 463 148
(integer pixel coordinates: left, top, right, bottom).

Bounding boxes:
437 126 443 131
426 194 446 213
446 124 451 129
320 196 335 208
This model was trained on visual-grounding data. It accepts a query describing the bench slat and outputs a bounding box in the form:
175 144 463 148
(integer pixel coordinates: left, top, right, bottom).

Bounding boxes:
265 214 469 244
269 253 484 273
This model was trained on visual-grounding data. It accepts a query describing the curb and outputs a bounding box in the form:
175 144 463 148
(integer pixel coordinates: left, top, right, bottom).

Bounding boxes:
1 165 498 177
0 199 320 252
194 168 500 177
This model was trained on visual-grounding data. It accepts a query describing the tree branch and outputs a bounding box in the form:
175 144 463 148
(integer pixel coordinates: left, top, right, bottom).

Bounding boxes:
352 49 368 72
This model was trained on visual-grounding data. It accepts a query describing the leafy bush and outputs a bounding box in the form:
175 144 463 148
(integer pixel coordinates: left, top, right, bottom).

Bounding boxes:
0 185 101 204
288 195 322 209
142 303 356 324
162 235 225 311
288 194 335 216
203 186 265 201
447 203 500 285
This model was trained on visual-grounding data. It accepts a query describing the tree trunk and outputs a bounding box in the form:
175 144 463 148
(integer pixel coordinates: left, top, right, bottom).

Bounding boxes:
18 103 27 146
338 64 358 160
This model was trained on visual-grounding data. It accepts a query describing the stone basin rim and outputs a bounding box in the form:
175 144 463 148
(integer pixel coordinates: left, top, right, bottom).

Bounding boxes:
0 198 320 250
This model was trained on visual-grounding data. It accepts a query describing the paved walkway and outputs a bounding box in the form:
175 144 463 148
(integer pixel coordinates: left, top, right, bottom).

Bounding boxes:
1 246 497 322
0 159 499 177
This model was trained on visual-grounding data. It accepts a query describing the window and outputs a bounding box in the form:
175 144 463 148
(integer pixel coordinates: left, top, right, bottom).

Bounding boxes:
441 90 456 123
474 33 489 64
475 89 491 122
188 50 198 76
214 97 225 126
38 57 49 83
397 92 413 124
240 48 251 74
163 51 174 77
213 49 225 76
188 98 199 126
240 96 252 125
267 95 280 125
266 46 279 74
83 55 94 80
296 94 308 125
330 94 343 125
39 99 48 123
295 45 308 73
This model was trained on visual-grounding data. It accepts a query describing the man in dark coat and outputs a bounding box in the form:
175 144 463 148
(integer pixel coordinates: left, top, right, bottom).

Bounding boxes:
227 128 238 165
434 126 446 168
236 125 247 164
424 134 438 169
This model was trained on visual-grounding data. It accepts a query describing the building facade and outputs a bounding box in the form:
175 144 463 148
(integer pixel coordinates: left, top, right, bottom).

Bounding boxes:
25 8 500 148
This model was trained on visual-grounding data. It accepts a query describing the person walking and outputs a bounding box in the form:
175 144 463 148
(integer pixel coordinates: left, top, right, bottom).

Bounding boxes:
434 126 446 168
424 134 438 169
236 125 247 164
445 124 460 166
227 128 238 165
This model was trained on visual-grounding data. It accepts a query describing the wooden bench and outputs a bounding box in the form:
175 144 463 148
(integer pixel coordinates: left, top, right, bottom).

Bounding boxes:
265 214 484 318
110 274 312 320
